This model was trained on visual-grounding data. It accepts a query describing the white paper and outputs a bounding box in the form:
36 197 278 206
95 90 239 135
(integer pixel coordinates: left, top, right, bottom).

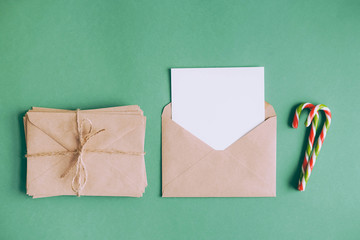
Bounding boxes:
171 67 264 150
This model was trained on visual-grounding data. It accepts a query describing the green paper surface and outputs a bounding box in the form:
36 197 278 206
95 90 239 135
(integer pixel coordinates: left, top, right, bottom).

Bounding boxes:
0 0 359 239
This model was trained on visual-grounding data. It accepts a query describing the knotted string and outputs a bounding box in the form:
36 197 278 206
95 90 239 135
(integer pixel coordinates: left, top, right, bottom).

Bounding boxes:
26 109 145 196
67 109 104 196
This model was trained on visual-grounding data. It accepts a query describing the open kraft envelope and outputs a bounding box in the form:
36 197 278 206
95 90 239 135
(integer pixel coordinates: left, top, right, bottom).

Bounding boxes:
25 106 147 198
162 102 276 197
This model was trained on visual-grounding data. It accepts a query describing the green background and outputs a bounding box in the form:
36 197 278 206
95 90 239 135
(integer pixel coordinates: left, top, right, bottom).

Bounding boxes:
0 0 359 239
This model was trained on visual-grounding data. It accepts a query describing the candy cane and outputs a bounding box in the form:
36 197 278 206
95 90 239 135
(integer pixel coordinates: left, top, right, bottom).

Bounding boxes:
300 104 331 190
292 103 319 191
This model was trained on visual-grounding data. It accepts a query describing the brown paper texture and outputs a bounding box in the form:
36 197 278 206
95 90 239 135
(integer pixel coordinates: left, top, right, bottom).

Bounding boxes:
162 102 276 197
24 106 147 198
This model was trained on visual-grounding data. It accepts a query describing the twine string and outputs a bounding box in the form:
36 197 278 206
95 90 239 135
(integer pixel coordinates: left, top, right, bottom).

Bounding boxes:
70 109 104 196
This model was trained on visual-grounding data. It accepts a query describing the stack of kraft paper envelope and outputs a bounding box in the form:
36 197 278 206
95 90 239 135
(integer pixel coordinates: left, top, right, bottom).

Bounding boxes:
162 67 277 197
24 105 147 198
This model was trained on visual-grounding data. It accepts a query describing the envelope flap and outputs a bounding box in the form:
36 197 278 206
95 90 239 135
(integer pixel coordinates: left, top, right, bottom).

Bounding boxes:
27 112 78 151
225 103 276 184
265 101 276 119
162 103 214 187
78 112 145 150
27 111 145 152
162 103 172 118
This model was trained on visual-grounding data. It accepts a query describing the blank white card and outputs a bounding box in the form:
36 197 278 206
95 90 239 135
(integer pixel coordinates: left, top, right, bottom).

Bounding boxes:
171 67 264 150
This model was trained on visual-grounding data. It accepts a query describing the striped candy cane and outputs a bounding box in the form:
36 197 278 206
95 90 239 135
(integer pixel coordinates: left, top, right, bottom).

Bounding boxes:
301 104 332 191
292 103 319 191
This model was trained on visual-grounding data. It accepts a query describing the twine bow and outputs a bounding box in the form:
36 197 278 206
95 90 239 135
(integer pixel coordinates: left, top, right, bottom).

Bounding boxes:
58 109 105 196
26 109 145 196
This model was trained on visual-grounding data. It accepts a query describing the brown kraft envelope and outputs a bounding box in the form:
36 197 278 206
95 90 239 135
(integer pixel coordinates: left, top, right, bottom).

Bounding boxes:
162 102 276 197
25 108 147 198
